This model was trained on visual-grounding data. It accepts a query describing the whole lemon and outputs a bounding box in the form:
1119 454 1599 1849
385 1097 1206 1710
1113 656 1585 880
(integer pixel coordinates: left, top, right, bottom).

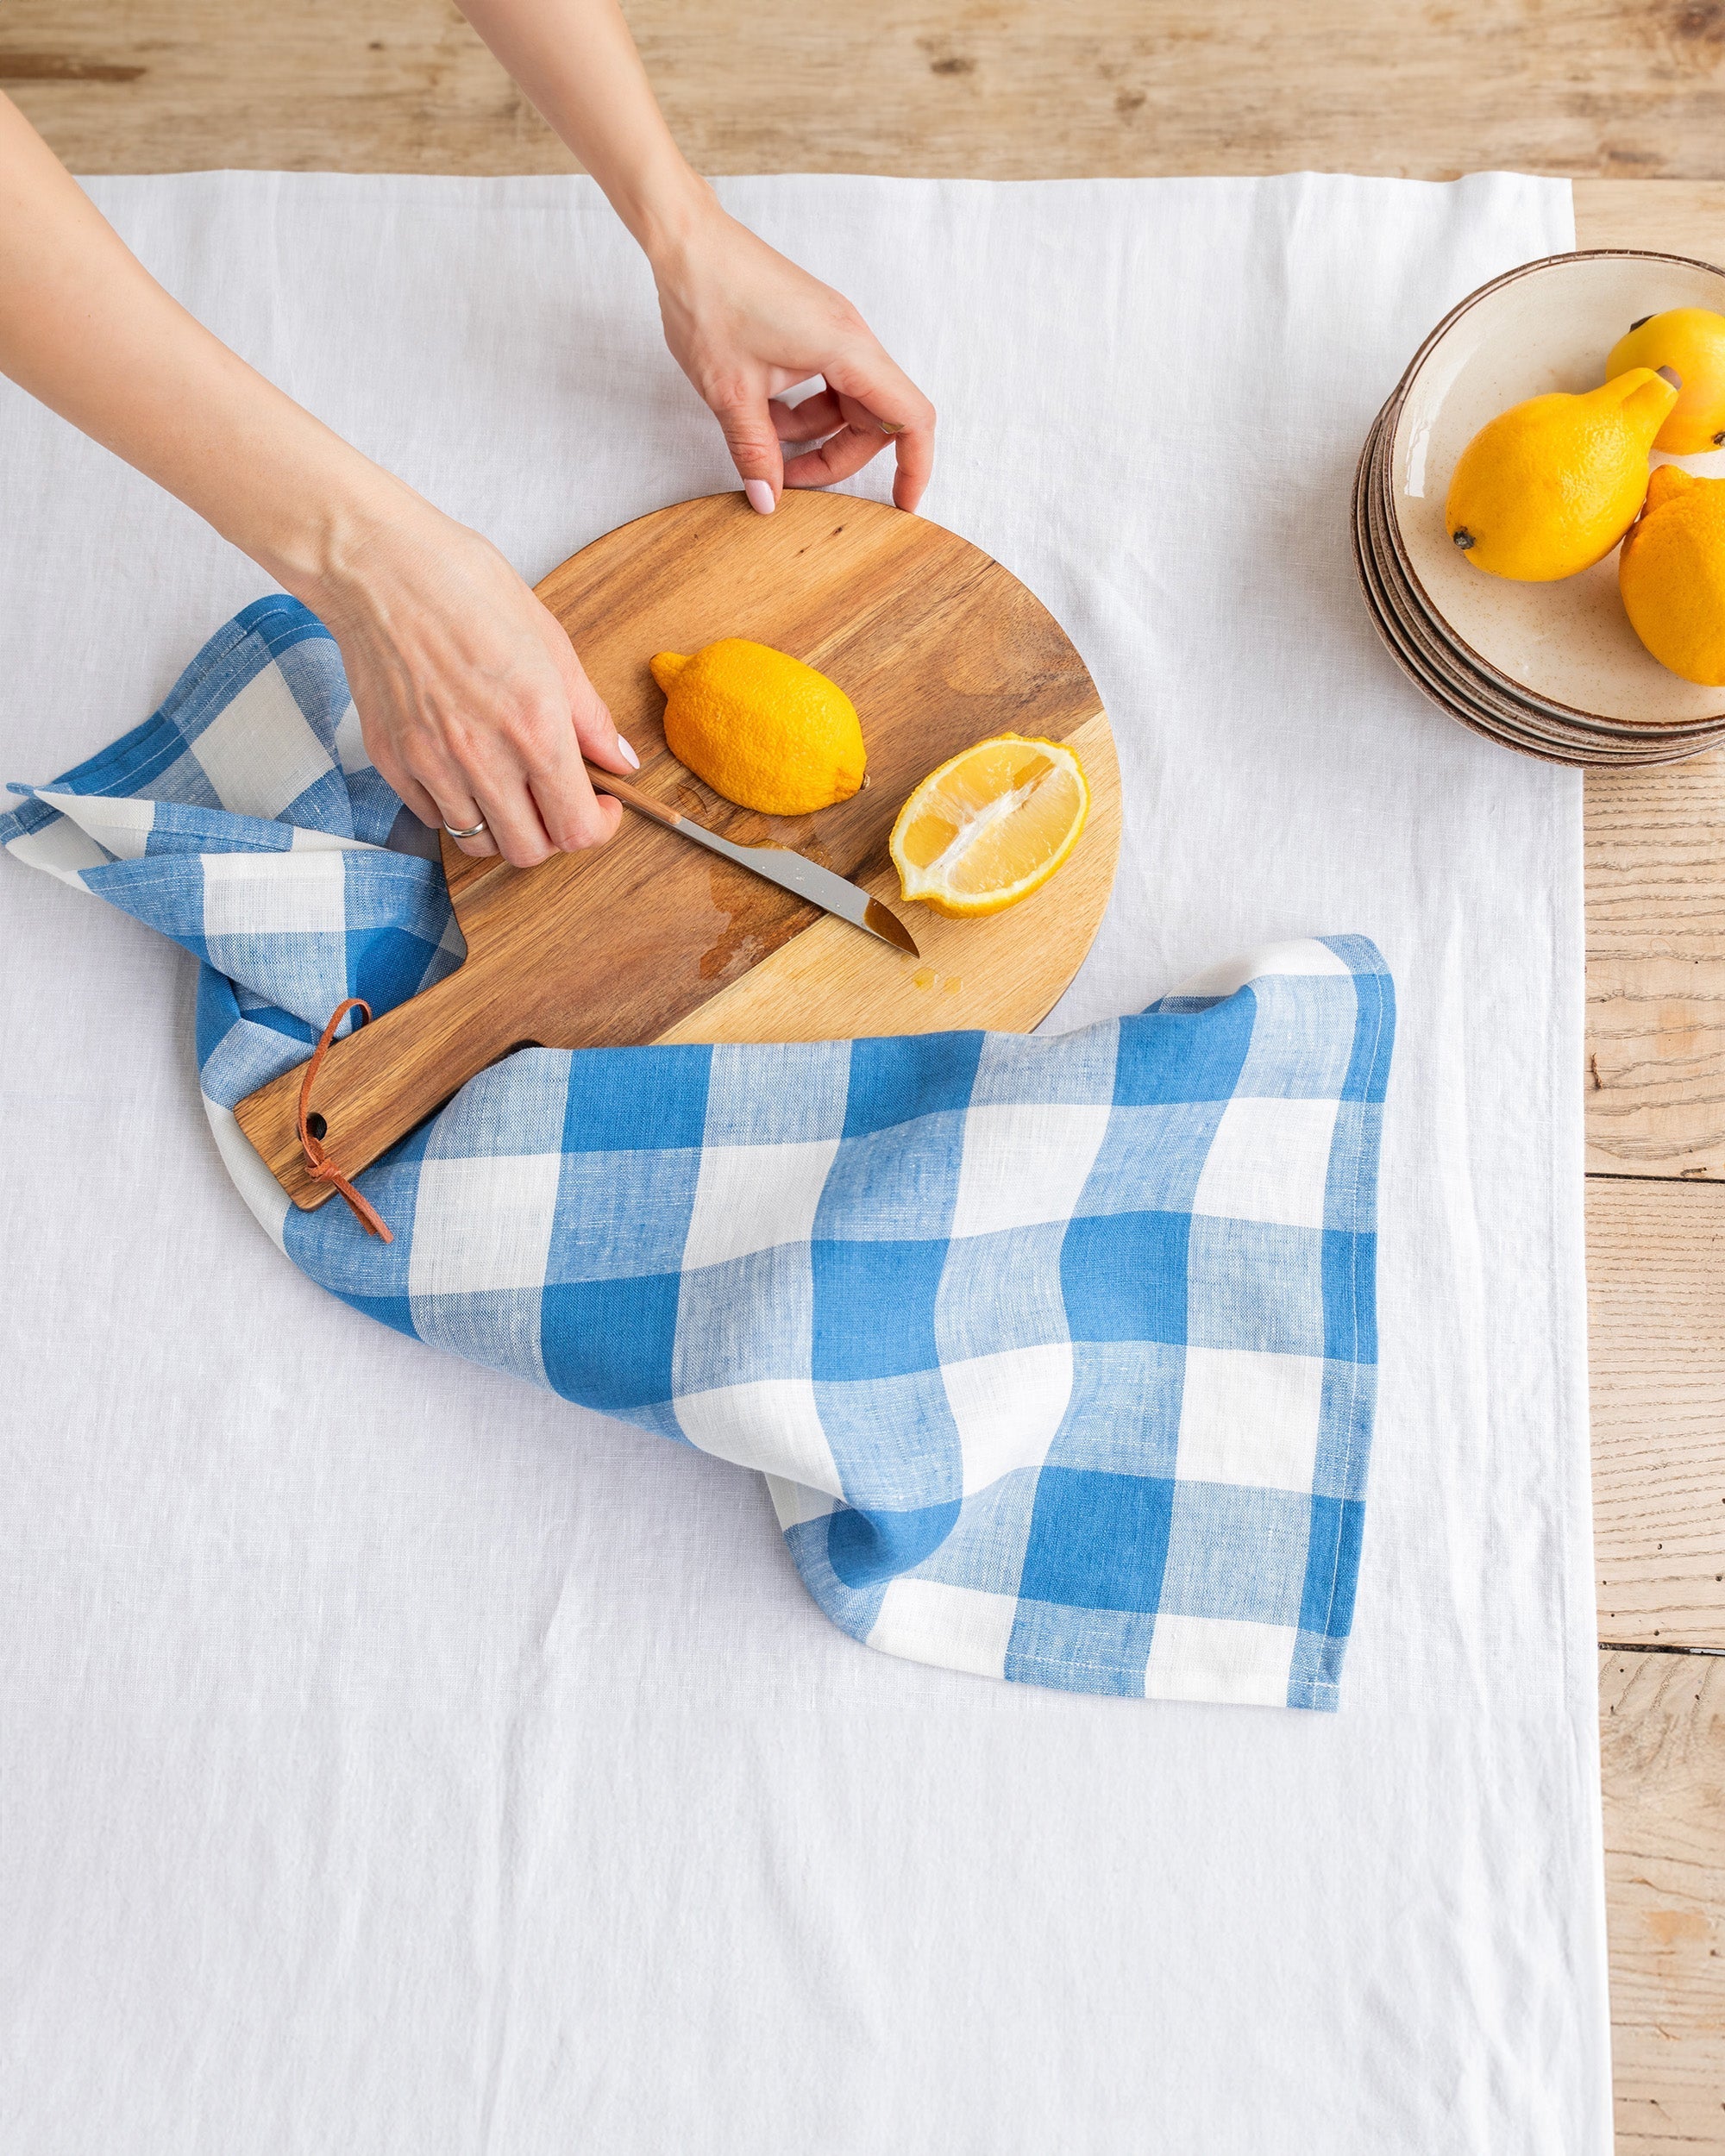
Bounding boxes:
1444 367 1677 580
649 639 865 816
1606 308 1725 454
1619 465 1725 686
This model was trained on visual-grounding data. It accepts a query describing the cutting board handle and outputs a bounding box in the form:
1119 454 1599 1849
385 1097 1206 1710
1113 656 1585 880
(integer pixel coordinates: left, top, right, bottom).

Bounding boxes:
231 961 525 1212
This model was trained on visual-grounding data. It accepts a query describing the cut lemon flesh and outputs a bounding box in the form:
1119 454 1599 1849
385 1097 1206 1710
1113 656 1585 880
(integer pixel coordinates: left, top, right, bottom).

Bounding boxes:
888 734 1089 918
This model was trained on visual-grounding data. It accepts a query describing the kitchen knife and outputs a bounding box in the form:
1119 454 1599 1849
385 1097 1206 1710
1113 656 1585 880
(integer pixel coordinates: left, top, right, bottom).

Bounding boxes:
583 761 919 957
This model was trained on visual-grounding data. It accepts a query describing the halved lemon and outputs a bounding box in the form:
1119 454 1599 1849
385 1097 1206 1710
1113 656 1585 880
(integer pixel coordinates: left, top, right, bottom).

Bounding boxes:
888 733 1089 918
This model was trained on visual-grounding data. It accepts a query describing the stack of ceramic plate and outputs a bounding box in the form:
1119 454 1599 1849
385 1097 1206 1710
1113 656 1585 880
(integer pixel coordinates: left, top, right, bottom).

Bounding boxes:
1354 248 1725 768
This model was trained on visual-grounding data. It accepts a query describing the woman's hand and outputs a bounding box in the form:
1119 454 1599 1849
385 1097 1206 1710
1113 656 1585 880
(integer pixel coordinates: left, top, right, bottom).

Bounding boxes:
650 194 937 515
0 91 637 871
453 1 936 512
310 501 638 867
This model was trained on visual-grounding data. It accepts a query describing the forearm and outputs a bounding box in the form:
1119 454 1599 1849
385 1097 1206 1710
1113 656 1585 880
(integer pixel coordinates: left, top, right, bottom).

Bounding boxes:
455 0 713 261
0 93 417 599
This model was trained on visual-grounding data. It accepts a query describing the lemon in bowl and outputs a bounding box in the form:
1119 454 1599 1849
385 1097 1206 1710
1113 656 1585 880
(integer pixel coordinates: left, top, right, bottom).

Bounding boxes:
1606 307 1725 454
1443 367 1677 581
1620 467 1725 687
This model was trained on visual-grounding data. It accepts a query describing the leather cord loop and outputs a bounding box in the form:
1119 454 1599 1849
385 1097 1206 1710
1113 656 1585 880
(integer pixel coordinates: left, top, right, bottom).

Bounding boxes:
296 999 394 1242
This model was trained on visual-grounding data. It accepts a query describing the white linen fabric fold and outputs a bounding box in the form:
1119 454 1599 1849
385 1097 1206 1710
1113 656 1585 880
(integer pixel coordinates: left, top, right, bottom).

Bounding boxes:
0 172 1603 2152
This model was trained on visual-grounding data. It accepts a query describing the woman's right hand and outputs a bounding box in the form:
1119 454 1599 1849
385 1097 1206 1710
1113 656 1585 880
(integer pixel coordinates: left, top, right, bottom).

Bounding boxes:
0 91 632 869
306 500 637 867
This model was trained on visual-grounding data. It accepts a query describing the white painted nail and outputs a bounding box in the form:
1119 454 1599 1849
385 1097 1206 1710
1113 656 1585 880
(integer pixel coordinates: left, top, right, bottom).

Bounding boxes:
744 478 776 514
616 734 640 770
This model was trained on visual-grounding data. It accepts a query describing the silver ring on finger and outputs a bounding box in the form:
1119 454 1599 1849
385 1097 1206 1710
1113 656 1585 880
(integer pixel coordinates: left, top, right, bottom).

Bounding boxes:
442 816 487 839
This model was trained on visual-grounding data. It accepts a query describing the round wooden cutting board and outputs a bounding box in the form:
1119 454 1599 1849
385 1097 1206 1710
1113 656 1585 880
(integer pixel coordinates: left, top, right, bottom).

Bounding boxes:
537 487 1120 1050
235 488 1120 1209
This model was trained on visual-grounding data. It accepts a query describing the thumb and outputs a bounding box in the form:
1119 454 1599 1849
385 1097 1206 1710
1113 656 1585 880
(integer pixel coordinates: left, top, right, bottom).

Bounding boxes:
712 385 785 514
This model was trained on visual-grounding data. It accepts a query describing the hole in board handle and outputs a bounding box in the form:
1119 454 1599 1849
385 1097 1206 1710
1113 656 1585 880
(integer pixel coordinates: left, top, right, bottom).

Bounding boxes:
305 1112 328 1140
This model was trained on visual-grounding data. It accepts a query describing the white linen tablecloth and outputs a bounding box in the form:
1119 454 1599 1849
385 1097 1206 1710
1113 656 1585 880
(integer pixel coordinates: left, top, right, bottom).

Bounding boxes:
0 171 1603 2153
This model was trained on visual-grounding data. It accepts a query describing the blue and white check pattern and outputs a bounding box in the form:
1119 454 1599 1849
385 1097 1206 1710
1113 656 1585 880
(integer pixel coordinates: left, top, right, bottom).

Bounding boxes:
4 598 1395 1708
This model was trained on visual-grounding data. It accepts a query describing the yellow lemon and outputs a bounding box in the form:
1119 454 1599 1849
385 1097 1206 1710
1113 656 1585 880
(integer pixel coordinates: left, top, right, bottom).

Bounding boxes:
889 734 1089 918
1619 465 1725 687
1444 367 1677 580
649 639 865 816
1606 308 1725 454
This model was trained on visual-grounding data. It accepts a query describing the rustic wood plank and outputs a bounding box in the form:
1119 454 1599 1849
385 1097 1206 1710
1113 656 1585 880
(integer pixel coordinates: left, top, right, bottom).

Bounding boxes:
1590 1180 1725 1647
1586 752 1725 1179
1601 1647 1725 2155
6 3 1725 185
1574 180 1725 264
1571 186 1725 1185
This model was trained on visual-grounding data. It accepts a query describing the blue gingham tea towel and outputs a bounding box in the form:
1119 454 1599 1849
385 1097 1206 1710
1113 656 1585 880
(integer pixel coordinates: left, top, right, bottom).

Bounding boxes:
3 598 1395 1708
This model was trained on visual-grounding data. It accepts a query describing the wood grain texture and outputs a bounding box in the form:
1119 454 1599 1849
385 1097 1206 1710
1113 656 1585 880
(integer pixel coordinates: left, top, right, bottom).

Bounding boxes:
9 3 1725 182
1601 1649 1725 2155
1590 1179 1725 1645
1576 180 1725 262
234 490 1116 1206
1586 750 1725 1178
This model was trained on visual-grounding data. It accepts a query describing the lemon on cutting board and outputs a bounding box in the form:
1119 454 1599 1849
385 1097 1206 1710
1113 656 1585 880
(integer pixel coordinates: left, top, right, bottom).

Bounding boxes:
649 638 865 816
1606 308 1725 454
1619 466 1725 686
889 733 1089 918
1444 367 1678 580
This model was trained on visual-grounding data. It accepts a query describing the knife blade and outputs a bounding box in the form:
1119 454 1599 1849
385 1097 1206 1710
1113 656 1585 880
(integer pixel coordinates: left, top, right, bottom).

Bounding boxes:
582 761 919 957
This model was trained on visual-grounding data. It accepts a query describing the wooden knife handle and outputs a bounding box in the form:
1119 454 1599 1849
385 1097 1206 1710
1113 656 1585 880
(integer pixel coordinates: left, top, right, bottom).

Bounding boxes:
231 958 523 1211
583 760 685 830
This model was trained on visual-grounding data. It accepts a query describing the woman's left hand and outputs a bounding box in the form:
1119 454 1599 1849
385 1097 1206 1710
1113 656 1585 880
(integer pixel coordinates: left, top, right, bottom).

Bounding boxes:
650 194 936 516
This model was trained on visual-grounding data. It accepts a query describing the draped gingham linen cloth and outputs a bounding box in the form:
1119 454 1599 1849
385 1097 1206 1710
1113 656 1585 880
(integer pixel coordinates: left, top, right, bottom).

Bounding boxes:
3 597 1395 1708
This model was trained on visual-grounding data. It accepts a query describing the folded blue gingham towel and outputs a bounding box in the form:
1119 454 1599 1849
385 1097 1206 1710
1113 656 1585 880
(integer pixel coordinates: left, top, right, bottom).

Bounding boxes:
3 598 1394 1708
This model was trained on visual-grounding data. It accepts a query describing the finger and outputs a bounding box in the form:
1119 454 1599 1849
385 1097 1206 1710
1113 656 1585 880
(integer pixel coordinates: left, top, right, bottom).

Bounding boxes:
380 761 443 832
464 768 560 871
433 796 499 858
403 752 499 857
783 420 892 493
538 605 640 777
570 687 639 779
531 768 623 854
819 347 936 511
361 727 492 850
711 381 786 512
782 385 919 490
505 686 622 856
770 387 845 444
439 720 559 868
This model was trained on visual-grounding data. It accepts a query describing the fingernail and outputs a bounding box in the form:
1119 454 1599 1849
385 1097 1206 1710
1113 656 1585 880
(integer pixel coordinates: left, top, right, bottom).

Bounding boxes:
617 734 640 770
744 478 776 515
879 419 905 435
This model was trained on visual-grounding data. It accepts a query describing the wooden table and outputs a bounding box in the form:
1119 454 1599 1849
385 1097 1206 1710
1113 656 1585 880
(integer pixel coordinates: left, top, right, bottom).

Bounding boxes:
7 7 1723 2147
